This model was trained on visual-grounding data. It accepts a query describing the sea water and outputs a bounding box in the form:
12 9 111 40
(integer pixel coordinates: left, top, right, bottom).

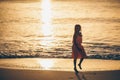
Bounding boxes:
0 0 120 59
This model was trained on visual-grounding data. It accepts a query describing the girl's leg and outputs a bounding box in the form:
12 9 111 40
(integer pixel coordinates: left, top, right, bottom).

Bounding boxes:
74 59 78 73
74 59 77 68
78 58 84 69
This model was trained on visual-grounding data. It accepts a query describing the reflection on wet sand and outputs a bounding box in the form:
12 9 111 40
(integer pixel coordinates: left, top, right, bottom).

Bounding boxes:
37 59 54 70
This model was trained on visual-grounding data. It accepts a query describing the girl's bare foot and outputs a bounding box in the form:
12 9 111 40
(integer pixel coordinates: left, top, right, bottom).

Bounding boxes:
74 68 79 73
78 63 82 70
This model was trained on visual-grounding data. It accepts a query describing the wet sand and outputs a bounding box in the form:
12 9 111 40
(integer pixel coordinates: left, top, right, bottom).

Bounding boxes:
0 58 120 80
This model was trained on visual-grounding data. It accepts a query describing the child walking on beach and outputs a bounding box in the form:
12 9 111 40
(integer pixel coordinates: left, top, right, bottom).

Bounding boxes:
72 24 87 73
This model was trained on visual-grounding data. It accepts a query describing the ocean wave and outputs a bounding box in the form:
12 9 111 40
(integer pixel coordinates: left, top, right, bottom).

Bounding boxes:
0 40 120 60
0 50 120 60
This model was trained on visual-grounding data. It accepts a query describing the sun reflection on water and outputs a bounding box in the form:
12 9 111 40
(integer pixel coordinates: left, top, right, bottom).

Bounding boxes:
41 24 53 36
41 0 52 24
40 0 54 50
38 59 54 70
41 0 53 36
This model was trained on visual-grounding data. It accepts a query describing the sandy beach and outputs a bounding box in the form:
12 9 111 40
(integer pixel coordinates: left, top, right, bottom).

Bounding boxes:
0 58 120 80
0 68 120 80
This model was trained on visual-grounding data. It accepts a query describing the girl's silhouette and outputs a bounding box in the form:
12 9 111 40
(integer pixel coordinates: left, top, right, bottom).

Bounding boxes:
72 24 87 73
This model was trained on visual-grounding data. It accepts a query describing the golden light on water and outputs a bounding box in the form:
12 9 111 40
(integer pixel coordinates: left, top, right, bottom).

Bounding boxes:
41 24 53 36
40 0 54 49
41 0 51 24
38 59 54 69
41 0 53 36
40 36 54 47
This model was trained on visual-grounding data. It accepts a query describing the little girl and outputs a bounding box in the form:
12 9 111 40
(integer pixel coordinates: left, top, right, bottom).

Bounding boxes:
72 24 87 73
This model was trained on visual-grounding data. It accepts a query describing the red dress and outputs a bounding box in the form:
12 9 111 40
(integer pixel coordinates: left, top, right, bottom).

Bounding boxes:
72 35 87 59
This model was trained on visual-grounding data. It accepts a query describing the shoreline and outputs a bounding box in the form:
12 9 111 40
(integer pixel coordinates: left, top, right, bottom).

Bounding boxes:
0 53 120 60
0 58 120 71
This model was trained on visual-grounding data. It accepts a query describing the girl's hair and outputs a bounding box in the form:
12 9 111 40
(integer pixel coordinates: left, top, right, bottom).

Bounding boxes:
74 24 81 33
73 24 81 43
